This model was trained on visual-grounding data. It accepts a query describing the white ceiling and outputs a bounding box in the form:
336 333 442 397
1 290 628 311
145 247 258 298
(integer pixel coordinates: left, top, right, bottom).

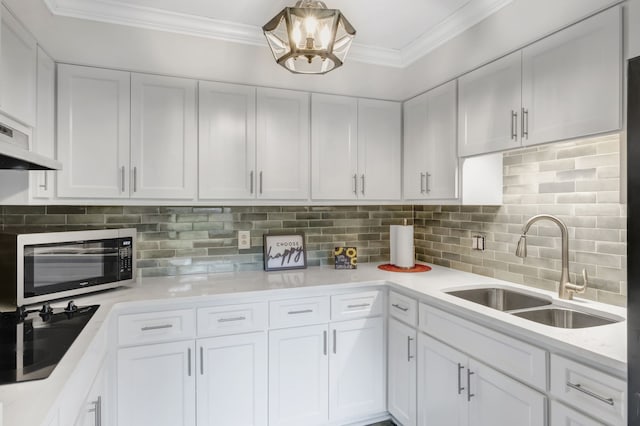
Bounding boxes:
43 0 514 68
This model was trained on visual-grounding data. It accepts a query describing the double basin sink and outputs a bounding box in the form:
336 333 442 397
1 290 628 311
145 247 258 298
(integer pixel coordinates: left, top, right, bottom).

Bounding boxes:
445 287 621 329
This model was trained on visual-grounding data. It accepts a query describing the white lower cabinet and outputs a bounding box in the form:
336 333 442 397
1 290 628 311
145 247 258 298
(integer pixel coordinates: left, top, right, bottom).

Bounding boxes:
388 318 417 426
117 340 196 426
268 317 385 426
74 360 108 426
196 332 267 426
550 400 606 426
417 333 545 426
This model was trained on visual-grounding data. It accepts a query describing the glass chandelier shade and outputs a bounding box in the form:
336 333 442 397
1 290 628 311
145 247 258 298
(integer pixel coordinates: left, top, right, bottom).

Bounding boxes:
262 0 356 74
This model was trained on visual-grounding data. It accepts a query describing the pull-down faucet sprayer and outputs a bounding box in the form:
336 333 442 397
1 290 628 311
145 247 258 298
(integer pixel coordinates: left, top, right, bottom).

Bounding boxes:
515 214 587 300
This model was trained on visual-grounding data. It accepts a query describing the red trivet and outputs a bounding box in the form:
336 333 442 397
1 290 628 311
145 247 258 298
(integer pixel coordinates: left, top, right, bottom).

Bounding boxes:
378 264 432 273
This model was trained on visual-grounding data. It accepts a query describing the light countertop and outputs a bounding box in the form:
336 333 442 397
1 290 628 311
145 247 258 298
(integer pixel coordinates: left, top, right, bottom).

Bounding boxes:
0 263 627 426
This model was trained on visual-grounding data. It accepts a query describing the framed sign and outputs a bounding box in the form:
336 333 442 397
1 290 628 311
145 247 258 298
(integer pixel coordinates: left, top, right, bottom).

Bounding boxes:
334 246 357 269
263 233 307 271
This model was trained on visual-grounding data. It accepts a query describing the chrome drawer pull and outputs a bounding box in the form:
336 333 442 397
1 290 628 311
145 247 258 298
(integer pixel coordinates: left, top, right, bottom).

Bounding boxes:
392 303 409 312
457 363 465 394
141 324 173 331
467 370 475 402
187 348 192 376
407 336 414 362
288 309 313 315
323 330 327 355
347 303 370 309
567 382 614 406
218 316 246 323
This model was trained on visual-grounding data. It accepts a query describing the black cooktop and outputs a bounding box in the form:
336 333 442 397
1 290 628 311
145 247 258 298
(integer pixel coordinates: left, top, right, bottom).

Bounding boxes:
0 302 99 384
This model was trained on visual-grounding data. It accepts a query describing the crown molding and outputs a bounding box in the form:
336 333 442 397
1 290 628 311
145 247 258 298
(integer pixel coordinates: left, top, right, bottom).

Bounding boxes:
399 0 514 67
43 0 512 69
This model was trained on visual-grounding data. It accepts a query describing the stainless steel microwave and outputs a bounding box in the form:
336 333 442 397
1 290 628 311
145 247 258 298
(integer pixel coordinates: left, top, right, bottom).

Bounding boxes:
0 228 136 306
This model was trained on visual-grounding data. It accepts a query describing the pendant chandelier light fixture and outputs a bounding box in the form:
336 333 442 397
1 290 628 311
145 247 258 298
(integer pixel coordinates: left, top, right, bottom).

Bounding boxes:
262 0 356 75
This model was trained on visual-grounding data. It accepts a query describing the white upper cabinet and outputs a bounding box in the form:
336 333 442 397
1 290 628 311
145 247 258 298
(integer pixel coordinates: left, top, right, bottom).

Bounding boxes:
57 64 131 199
0 4 37 127
404 81 458 200
521 6 621 146
458 6 621 157
311 94 358 200
311 95 400 201
199 81 256 200
130 73 197 199
458 51 522 158
257 87 310 200
357 99 401 200
32 46 55 199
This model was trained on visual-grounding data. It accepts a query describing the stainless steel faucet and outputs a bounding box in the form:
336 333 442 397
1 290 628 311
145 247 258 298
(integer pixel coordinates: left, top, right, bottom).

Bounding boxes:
515 214 587 300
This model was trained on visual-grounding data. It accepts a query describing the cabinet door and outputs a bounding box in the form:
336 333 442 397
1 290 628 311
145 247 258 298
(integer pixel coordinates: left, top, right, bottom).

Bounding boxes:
32 46 55 199
0 4 37 126
268 324 328 426
357 99 401 200
117 341 196 426
74 360 107 426
329 317 385 422
458 51 522 157
417 334 467 426
388 318 417 426
467 358 545 426
57 65 130 198
404 82 458 200
199 81 256 200
311 94 358 200
197 332 267 426
550 400 605 426
130 73 197 199
521 6 621 146
257 88 310 200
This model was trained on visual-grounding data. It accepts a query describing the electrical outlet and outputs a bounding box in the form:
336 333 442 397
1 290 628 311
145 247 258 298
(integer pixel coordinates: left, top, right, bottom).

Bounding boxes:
472 235 485 251
238 231 251 250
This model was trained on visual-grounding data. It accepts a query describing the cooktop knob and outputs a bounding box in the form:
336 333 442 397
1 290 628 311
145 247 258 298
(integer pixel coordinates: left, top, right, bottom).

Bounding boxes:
65 300 78 313
39 302 53 315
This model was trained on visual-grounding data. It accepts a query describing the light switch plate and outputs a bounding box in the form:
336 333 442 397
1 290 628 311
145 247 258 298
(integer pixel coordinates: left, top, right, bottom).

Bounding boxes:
238 231 251 250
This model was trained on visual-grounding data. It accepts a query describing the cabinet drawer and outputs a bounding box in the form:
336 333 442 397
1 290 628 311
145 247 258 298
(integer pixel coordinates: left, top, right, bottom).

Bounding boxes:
389 291 418 326
269 296 329 328
419 303 547 390
550 400 605 426
118 309 195 346
331 290 383 321
197 302 268 337
550 353 625 426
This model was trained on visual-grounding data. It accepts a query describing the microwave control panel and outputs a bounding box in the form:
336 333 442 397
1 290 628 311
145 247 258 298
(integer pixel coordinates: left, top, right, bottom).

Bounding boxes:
118 237 133 279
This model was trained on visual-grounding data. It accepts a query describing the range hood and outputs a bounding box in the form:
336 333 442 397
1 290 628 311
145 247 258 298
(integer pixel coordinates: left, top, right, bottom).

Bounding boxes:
0 121 61 170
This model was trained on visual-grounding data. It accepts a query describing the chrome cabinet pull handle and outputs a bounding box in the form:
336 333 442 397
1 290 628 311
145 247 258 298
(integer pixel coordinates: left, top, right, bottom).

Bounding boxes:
522 108 529 139
425 172 431 194
200 346 204 375
88 396 102 426
457 363 465 394
141 324 173 331
187 348 192 376
133 166 138 192
347 303 370 309
323 330 327 355
333 329 337 354
39 172 48 190
259 171 263 194
120 166 125 192
361 174 365 195
353 174 358 195
467 370 475 401
392 303 409 312
407 336 414 362
511 110 518 140
567 382 614 406
217 316 246 323
250 171 254 194
288 309 313 315
420 172 426 194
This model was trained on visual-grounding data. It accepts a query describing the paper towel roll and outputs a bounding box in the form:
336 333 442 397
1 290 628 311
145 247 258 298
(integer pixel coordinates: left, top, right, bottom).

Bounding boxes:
390 224 414 268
